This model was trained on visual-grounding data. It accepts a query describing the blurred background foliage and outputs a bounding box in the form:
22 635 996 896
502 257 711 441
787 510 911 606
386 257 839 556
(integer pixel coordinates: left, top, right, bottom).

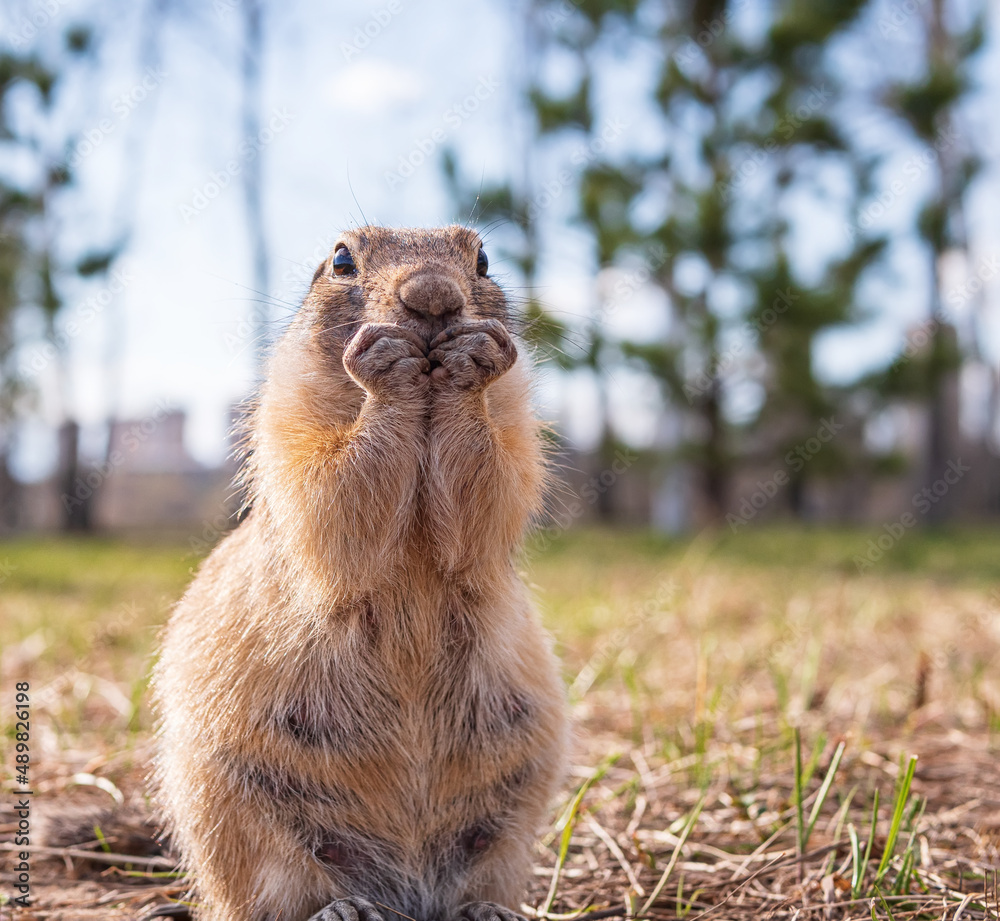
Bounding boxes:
0 0 996 535
444 0 996 529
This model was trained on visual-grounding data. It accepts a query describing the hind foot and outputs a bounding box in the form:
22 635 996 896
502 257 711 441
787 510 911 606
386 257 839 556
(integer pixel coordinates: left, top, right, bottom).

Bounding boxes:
308 897 386 921
457 901 527 921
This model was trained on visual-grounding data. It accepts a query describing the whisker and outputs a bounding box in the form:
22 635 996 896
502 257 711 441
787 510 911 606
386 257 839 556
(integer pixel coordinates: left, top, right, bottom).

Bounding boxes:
205 273 305 314
465 168 488 228
347 167 371 228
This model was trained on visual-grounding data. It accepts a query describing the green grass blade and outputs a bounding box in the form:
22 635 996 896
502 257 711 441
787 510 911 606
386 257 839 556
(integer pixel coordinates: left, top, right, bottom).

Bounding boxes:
794 728 805 857
853 790 879 899
892 795 925 895
875 756 917 885
804 732 826 791
891 849 914 896
873 885 896 921
539 756 618 918
678 885 704 919
93 825 111 853
849 823 862 893
638 796 705 918
825 785 858 876
805 741 846 846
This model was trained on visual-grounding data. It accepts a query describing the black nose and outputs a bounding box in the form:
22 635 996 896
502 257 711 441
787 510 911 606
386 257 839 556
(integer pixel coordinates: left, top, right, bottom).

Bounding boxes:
398 272 466 318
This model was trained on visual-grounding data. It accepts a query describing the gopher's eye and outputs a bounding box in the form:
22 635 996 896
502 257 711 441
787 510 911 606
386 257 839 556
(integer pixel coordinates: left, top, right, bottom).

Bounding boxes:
333 245 356 277
476 247 488 277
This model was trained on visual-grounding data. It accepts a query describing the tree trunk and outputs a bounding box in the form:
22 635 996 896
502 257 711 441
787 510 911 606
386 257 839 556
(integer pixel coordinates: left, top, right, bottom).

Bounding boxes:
701 376 727 520
241 0 270 384
58 420 91 532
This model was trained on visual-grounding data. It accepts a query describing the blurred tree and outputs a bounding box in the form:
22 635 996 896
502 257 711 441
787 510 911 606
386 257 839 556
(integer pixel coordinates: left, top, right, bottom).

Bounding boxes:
864 0 989 521
443 0 651 522
0 29 106 530
0 52 57 527
448 0 890 524
440 1 561 358
2 2 176 531
239 0 272 384
96 0 170 427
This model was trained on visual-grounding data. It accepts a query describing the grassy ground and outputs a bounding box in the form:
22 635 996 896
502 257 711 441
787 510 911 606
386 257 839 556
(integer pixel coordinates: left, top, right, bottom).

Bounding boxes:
1 527 998 920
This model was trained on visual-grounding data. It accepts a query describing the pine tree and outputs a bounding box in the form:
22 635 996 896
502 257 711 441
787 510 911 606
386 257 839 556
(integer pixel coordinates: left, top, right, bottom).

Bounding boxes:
513 0 882 522
868 0 989 521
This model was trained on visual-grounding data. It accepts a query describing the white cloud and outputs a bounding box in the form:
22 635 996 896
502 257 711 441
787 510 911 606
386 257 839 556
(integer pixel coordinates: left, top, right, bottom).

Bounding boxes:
323 60 424 114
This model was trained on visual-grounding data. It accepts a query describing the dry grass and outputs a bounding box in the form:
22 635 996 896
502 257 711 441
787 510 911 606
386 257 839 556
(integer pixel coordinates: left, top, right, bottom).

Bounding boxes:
1 528 998 920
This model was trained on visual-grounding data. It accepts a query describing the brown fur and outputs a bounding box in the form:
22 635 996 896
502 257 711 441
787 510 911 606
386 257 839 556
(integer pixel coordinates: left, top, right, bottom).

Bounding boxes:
37 801 166 867
152 226 567 921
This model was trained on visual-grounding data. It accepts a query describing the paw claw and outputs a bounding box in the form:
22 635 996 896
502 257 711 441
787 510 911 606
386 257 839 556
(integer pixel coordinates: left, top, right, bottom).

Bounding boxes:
343 323 431 399
457 900 527 921
308 896 385 921
427 321 516 392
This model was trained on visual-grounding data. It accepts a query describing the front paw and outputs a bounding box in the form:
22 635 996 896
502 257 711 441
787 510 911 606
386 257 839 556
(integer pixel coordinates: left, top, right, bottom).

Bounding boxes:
343 322 431 400
456 901 527 921
307 896 385 921
427 320 517 392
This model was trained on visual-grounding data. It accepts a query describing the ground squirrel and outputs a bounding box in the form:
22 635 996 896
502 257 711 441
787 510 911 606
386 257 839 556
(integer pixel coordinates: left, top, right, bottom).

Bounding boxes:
152 226 568 921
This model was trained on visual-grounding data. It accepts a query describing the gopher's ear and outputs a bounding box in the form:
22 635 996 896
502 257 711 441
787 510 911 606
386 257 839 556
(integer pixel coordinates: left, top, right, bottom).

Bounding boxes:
311 260 328 286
